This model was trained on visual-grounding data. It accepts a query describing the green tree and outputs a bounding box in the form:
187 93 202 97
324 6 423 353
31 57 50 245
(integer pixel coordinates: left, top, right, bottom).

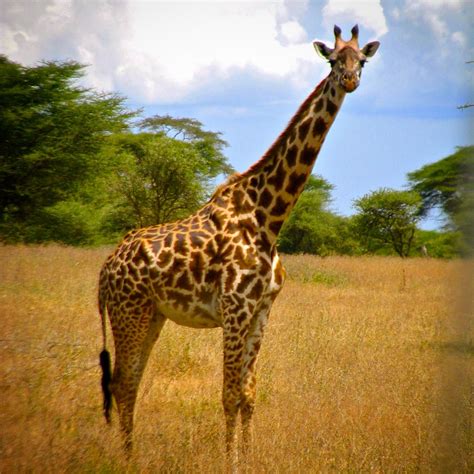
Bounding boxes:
407 146 474 254
104 132 232 229
139 114 234 177
278 175 356 255
353 188 423 257
414 229 461 258
407 146 474 224
0 55 134 243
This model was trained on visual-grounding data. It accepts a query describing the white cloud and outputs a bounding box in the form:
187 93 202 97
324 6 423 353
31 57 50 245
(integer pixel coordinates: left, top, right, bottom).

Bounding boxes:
1 0 323 104
403 0 468 42
121 1 317 102
391 8 401 21
280 20 307 44
451 31 467 48
322 0 388 38
425 12 449 38
0 0 130 90
405 0 464 9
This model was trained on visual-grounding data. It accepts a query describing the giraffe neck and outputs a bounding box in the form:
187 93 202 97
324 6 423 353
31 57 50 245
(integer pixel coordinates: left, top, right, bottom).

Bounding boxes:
222 74 346 243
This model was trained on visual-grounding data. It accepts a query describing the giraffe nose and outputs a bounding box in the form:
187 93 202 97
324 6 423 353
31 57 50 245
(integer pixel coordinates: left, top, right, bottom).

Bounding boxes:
341 72 359 93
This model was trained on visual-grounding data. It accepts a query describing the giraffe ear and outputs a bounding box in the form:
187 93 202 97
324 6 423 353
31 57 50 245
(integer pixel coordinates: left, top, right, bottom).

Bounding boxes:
360 41 380 58
313 41 333 60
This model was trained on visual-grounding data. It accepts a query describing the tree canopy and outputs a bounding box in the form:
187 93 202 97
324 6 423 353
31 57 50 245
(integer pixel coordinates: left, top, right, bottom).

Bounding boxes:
407 146 474 225
139 114 234 177
0 57 235 245
104 132 229 229
353 189 423 257
0 55 134 242
408 145 474 254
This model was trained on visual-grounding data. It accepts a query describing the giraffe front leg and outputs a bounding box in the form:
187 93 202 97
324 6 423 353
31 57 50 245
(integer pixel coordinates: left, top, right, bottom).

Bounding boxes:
223 347 241 468
240 373 256 457
240 304 271 457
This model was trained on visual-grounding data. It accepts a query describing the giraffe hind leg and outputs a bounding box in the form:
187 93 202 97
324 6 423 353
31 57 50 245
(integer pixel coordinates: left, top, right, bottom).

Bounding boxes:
110 304 166 452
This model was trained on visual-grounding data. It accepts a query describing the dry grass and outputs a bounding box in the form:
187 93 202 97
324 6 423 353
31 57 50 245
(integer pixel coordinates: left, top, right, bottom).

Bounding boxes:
0 245 472 472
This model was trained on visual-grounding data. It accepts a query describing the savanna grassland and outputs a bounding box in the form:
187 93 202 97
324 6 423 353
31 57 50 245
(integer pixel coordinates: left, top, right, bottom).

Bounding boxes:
0 245 472 473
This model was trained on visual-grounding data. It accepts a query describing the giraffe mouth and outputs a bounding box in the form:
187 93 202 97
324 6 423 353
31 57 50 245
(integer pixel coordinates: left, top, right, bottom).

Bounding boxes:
340 72 359 93
341 79 359 93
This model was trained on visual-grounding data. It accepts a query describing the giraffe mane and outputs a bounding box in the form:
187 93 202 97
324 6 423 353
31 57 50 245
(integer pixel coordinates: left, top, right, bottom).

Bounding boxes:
208 172 243 200
207 76 329 204
230 76 328 183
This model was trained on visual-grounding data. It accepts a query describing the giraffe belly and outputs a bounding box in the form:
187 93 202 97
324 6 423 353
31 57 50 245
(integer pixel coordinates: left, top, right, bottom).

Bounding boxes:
157 301 222 329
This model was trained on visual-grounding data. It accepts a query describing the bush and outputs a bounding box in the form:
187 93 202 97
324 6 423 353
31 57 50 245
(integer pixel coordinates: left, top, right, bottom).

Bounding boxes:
414 229 461 258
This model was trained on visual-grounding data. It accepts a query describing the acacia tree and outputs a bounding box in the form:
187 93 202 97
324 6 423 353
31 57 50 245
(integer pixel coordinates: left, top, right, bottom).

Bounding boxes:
139 114 234 177
105 132 232 229
353 188 423 257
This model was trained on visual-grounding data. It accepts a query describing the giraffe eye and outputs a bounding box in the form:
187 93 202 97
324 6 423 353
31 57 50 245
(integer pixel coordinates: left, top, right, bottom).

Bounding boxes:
329 59 336 68
360 59 367 68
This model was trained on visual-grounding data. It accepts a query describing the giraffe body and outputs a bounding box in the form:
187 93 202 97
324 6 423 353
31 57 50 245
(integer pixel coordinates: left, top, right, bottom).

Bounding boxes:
98 25 379 463
99 201 285 330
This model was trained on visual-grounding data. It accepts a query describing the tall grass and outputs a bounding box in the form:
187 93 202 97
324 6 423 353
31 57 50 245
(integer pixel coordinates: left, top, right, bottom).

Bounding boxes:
0 246 472 472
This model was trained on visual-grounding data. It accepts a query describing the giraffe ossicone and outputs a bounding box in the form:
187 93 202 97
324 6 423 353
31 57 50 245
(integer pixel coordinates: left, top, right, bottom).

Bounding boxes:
98 24 379 463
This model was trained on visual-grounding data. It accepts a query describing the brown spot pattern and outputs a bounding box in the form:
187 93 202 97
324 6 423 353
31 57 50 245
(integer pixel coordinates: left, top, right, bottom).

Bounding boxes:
259 188 272 208
299 145 317 166
298 118 312 142
267 161 286 189
326 99 338 117
286 171 307 195
271 196 290 217
286 144 298 167
313 117 327 137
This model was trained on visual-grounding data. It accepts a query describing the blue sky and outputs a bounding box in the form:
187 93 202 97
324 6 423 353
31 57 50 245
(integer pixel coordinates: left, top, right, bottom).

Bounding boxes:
2 0 473 228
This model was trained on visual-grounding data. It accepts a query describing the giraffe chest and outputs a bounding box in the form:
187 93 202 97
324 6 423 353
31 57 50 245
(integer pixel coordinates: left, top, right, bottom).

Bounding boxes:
269 251 286 296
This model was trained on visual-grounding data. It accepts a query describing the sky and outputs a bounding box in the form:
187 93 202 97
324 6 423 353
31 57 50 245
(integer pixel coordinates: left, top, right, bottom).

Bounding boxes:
2 0 473 228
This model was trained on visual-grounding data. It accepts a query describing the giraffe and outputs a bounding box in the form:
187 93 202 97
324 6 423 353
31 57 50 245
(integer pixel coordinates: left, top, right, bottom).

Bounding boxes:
98 24 379 463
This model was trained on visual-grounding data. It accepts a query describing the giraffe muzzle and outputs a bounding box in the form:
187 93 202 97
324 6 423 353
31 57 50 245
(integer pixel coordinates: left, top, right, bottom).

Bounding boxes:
340 73 359 93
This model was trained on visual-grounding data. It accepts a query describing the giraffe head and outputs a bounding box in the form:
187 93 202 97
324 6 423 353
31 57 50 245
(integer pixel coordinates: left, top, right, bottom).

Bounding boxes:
313 25 380 93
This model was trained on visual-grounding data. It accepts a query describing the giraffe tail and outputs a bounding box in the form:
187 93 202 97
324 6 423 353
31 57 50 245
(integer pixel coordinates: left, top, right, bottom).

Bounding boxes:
99 287 112 424
100 349 112 424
